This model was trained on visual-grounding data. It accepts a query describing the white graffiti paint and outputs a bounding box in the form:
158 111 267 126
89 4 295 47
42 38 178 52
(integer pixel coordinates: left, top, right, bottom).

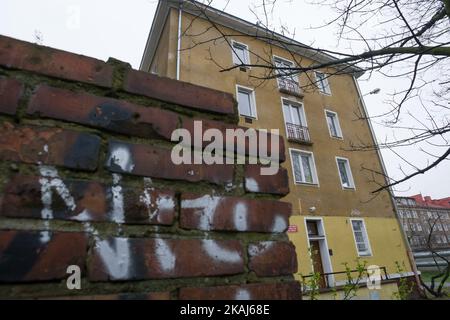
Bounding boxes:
95 237 131 280
233 202 248 231
248 241 274 256
154 238 176 273
271 215 287 233
39 223 51 244
82 222 98 235
235 289 251 300
38 165 76 242
202 240 242 264
39 166 76 219
110 173 125 224
139 183 175 222
72 209 91 222
108 144 135 172
139 184 156 220
181 195 221 230
156 195 175 223
245 178 259 192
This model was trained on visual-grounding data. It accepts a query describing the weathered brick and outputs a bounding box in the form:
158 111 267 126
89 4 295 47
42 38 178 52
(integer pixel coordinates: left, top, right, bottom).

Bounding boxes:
0 122 100 171
244 165 289 195
0 230 88 282
46 292 170 300
28 85 179 140
182 118 286 162
179 281 301 300
124 70 235 115
180 193 291 233
0 35 113 87
105 140 234 185
27 86 285 164
248 241 297 276
0 175 175 225
0 78 23 115
88 238 244 281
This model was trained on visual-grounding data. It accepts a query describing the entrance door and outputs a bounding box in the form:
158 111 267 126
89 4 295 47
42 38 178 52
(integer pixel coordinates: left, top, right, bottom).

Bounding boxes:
309 240 327 288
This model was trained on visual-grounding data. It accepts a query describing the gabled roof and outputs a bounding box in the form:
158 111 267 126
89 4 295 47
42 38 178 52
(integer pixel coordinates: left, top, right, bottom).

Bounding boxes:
140 0 364 77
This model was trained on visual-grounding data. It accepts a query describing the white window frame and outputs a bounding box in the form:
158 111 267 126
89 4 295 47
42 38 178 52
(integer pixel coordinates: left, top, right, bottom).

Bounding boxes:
289 148 319 186
235 85 258 119
281 98 308 135
273 55 299 84
350 218 372 257
324 109 343 139
231 40 250 67
304 217 335 287
335 157 356 189
315 71 331 95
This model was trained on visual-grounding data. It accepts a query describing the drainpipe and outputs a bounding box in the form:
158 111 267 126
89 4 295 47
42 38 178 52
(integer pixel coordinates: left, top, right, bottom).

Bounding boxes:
176 1 183 80
352 76 424 295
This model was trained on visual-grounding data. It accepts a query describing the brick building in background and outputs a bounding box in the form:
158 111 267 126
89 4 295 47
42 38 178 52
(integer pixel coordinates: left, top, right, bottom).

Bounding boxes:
395 195 450 251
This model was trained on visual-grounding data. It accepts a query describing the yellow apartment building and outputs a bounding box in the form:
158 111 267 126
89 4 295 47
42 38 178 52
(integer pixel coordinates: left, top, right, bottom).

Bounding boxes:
140 0 417 298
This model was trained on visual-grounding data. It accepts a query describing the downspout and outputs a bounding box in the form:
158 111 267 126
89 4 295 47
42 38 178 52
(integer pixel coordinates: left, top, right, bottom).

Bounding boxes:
176 1 183 80
352 76 424 295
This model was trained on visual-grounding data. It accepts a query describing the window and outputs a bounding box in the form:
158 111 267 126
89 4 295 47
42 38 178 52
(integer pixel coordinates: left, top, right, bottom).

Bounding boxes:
398 210 404 218
231 41 250 66
437 224 443 231
336 157 355 189
325 110 342 138
315 71 331 95
417 223 422 231
274 56 301 95
290 149 318 185
351 219 372 256
282 100 310 143
444 224 448 231
406 211 411 218
236 86 257 118
427 211 432 219
403 223 408 231
306 220 320 237
413 211 418 219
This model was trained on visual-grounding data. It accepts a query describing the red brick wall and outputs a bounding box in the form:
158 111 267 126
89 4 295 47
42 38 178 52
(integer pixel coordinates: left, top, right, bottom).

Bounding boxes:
0 35 300 299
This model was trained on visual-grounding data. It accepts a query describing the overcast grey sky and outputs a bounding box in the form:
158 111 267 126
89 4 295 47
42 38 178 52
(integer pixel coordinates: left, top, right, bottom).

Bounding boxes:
1 0 448 199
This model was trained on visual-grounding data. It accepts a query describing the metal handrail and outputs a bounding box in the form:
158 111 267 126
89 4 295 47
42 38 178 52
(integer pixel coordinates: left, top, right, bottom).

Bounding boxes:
278 77 302 95
285 122 311 143
301 266 389 289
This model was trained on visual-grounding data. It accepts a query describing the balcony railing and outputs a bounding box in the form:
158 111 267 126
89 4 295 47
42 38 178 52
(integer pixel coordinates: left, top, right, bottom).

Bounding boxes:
278 77 303 97
286 122 311 144
302 266 389 290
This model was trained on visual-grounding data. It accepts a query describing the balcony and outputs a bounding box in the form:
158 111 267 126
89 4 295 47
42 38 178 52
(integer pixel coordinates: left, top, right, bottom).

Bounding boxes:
285 122 312 145
278 77 304 98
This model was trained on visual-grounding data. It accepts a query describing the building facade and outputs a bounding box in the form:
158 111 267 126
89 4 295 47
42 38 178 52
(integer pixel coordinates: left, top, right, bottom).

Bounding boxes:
140 0 414 297
395 195 450 251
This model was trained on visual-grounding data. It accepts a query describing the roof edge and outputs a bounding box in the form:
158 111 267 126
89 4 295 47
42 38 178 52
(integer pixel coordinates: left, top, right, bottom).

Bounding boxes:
140 0 364 77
